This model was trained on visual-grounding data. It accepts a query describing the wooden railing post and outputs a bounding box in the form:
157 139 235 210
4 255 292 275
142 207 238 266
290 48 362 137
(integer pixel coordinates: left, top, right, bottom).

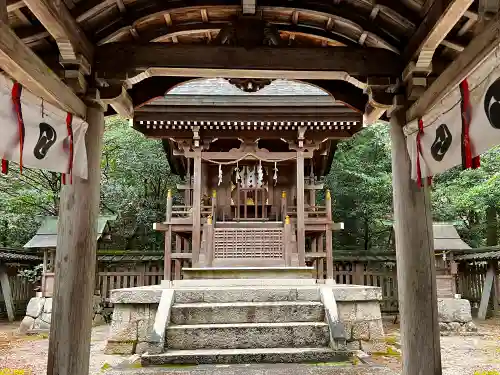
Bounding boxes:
166 189 173 221
325 190 334 280
283 216 291 266
211 190 217 222
281 191 287 221
206 215 214 267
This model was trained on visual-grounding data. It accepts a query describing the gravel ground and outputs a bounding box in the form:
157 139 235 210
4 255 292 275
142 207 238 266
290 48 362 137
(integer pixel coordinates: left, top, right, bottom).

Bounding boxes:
1 317 500 374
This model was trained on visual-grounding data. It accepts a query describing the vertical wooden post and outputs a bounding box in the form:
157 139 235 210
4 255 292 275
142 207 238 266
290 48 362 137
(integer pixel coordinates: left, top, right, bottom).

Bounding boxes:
164 226 172 281
390 105 442 375
47 103 104 375
174 235 182 280
192 150 202 266
166 189 172 221
318 233 324 281
0 264 14 322
325 190 334 280
206 215 214 267
296 150 306 266
283 216 291 266
281 191 287 221
211 189 217 222
42 249 48 297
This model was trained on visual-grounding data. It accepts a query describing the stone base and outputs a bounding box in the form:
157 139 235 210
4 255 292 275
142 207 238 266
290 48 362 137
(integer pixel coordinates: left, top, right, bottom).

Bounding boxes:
19 295 105 334
182 266 315 280
438 298 476 336
105 283 386 362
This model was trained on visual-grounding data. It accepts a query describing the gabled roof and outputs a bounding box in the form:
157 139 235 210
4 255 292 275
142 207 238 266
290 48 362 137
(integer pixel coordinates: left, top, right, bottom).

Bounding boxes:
24 215 117 249
0 248 41 263
433 223 471 251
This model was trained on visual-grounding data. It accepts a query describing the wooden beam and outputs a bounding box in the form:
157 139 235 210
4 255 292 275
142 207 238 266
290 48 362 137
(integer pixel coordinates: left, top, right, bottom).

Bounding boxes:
47 104 104 375
390 104 442 375
0 21 86 118
296 149 306 267
175 151 314 160
407 16 500 122
95 44 403 84
0 0 7 23
192 150 202 266
23 0 94 61
6 0 24 12
0 264 14 322
478 263 496 320
403 0 474 68
100 85 133 119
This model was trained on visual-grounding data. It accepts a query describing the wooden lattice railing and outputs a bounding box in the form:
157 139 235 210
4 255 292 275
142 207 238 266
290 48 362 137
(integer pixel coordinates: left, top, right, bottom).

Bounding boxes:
213 227 284 259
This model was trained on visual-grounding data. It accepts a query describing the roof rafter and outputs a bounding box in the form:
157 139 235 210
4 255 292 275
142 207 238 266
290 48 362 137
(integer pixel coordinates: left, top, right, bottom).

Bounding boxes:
403 0 474 67
0 20 86 117
23 0 94 61
407 16 500 122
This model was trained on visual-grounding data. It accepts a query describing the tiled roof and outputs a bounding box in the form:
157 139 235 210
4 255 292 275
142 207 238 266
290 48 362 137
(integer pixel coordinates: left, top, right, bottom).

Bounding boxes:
0 249 41 262
167 78 328 96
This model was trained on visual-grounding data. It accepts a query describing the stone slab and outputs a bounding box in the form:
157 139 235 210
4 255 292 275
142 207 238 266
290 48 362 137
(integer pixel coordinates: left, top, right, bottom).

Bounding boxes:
171 301 325 325
110 287 163 304
183 267 315 280
141 347 350 366
26 297 45 318
438 298 472 323
171 278 318 287
166 322 330 350
106 363 397 375
331 286 383 302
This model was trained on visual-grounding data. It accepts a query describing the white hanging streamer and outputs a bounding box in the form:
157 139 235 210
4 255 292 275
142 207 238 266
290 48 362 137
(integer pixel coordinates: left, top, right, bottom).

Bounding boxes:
218 164 222 186
273 162 278 185
257 160 263 188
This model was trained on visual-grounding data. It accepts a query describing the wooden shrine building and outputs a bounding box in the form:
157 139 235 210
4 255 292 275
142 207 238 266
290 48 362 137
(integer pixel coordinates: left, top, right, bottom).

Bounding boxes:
1 0 499 374
140 92 355 279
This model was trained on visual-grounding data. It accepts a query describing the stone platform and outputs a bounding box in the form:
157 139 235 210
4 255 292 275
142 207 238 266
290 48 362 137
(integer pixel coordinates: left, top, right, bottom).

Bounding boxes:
105 277 386 366
182 266 314 280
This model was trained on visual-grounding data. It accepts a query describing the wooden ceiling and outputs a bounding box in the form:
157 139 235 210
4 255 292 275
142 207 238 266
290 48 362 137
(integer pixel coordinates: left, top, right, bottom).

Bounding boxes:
1 0 498 122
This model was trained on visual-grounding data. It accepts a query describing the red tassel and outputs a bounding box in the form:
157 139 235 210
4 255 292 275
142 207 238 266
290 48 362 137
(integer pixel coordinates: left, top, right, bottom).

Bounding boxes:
65 112 74 184
62 173 66 185
1 159 8 174
416 118 424 188
11 82 25 174
460 79 480 170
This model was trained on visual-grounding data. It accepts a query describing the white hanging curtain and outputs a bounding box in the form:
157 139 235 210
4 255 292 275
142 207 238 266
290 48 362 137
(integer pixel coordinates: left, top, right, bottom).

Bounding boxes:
0 74 89 179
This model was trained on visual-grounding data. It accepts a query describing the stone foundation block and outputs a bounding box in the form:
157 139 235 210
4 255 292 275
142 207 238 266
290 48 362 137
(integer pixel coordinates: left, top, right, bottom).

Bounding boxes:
26 297 45 318
337 303 356 322
438 298 472 323
33 318 50 330
346 340 360 350
43 298 52 313
19 316 35 334
109 320 138 341
135 341 164 355
360 339 387 354
355 302 382 321
112 305 133 322
352 322 370 341
40 312 52 324
368 320 385 340
137 319 155 341
105 340 136 355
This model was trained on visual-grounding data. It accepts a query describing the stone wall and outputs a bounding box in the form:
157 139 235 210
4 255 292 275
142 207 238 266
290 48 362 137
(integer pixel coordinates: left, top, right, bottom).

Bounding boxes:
438 298 477 335
19 295 104 334
105 303 159 355
336 300 385 353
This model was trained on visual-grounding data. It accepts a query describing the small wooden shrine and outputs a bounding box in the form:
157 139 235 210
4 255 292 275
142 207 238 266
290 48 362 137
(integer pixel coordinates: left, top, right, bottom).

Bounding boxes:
135 94 361 279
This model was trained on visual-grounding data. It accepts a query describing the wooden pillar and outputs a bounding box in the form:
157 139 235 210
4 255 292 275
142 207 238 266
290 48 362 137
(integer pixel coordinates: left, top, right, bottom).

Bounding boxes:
166 189 172 221
47 103 104 375
390 105 442 375
281 191 287 221
0 0 6 24
0 264 14 322
164 227 172 281
174 235 182 280
205 216 214 267
325 190 334 280
318 233 324 280
283 216 291 266
296 150 306 266
192 150 202 266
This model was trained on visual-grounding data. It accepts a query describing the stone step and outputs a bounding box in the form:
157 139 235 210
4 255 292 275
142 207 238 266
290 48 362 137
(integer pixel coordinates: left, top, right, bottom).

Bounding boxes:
174 286 321 304
170 278 317 288
171 301 325 325
141 347 350 366
166 321 330 350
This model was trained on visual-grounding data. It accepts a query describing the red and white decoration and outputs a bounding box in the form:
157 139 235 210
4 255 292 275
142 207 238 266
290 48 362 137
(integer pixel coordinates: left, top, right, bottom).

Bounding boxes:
406 52 500 184
0 74 88 180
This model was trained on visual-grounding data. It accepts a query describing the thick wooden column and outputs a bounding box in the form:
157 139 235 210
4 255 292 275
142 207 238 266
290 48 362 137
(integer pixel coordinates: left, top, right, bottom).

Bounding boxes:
390 106 442 375
325 190 334 281
296 151 306 266
192 150 202 266
47 103 104 375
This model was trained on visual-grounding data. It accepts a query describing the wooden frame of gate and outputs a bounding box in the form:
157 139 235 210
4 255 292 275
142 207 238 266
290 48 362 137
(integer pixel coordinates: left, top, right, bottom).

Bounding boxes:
0 1 499 374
